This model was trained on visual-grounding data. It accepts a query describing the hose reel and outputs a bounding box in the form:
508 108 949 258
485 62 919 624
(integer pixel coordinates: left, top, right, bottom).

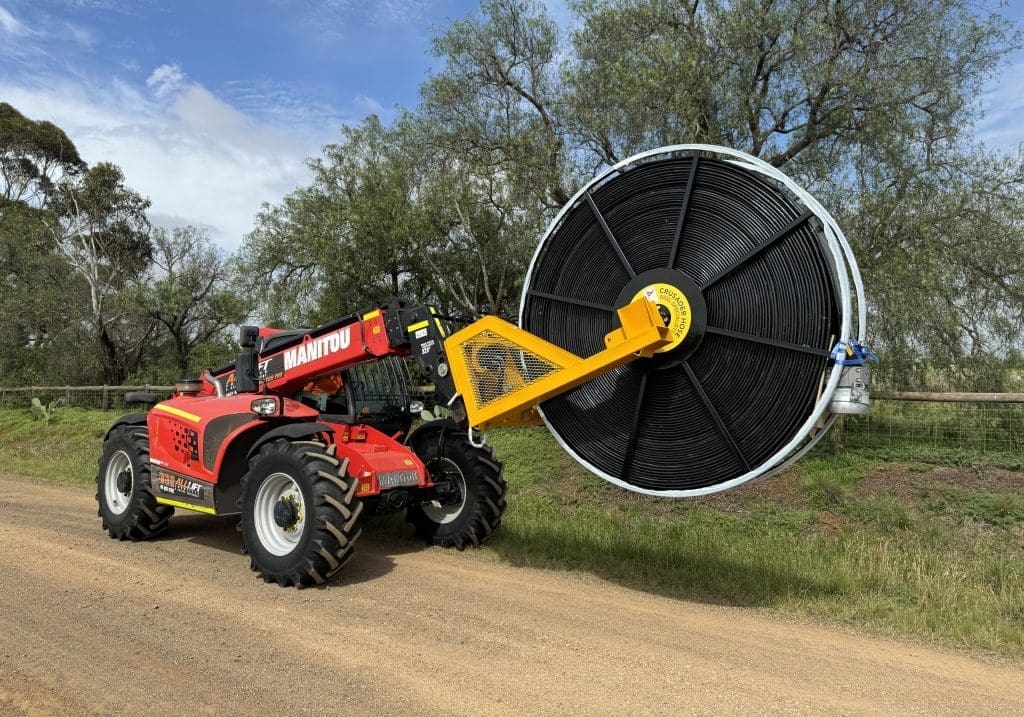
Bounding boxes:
519 145 867 497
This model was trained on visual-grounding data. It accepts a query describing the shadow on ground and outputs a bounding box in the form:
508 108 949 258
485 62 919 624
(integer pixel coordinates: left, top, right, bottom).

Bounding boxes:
484 517 844 610
153 511 428 587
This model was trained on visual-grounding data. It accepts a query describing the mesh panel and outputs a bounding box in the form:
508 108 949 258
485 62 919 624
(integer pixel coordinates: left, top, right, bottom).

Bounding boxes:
459 330 561 410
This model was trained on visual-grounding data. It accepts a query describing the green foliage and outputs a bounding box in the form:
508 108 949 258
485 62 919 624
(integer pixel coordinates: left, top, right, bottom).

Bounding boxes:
241 113 546 320
566 0 1015 171
0 103 243 387
0 408 124 482
0 101 85 205
241 116 426 324
419 405 451 422
0 103 99 386
131 226 250 376
29 397 63 422
423 0 569 208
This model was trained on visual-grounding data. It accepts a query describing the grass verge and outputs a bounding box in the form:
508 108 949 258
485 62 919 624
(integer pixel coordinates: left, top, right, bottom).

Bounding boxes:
0 407 125 484
1 408 1022 657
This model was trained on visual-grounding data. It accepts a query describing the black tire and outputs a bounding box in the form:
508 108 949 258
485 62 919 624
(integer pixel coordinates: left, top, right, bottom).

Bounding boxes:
240 439 363 588
406 425 507 549
96 425 173 540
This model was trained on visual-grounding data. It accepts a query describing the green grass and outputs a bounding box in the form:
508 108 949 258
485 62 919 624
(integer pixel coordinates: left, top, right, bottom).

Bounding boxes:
0 407 126 484
1 408 1022 658
485 428 1024 658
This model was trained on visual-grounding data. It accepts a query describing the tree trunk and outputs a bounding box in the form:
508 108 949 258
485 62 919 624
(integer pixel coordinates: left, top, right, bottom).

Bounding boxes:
98 325 126 385
176 333 190 378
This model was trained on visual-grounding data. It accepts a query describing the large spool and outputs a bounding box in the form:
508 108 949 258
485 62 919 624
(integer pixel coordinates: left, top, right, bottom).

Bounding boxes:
519 145 866 496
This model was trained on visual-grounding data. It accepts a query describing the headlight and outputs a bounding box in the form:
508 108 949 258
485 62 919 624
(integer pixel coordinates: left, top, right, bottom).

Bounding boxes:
251 397 278 415
409 400 425 414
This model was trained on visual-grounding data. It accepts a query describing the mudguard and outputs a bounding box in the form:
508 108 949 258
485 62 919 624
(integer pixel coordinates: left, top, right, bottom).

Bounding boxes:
103 413 148 441
245 422 336 460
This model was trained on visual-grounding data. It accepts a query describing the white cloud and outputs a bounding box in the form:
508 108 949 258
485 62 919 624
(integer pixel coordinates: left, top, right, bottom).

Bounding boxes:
64 21 96 47
354 93 385 115
218 78 352 130
0 68 334 250
0 4 27 35
146 63 187 97
57 0 149 11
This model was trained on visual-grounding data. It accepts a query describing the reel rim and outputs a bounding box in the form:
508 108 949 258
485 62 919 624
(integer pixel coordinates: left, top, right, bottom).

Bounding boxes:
518 144 865 497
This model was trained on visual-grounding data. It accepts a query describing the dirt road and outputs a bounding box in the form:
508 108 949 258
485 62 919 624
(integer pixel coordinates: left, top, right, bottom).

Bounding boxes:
0 474 1021 716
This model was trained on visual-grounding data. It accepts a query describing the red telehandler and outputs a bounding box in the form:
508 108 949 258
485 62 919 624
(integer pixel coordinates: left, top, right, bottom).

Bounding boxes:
96 146 868 587
97 297 670 586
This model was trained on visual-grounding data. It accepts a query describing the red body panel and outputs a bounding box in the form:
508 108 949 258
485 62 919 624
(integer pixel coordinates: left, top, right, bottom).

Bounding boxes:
147 394 319 483
212 311 401 399
148 394 426 500
146 308 431 514
320 421 429 497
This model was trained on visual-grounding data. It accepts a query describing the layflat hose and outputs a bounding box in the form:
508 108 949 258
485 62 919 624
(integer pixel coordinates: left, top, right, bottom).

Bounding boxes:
519 146 864 496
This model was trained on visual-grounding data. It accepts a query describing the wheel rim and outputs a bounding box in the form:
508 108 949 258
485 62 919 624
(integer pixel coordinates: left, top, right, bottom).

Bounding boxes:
253 472 306 556
104 450 133 515
422 458 467 525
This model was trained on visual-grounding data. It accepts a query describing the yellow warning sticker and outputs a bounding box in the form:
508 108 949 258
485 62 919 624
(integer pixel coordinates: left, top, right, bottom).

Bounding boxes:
632 283 692 352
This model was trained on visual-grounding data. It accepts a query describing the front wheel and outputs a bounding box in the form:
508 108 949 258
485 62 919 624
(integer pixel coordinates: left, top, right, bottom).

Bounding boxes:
240 439 363 587
406 423 507 549
96 425 173 540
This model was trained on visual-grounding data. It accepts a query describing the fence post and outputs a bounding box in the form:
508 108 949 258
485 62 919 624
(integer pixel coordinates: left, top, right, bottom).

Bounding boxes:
102 385 109 411
65 385 71 407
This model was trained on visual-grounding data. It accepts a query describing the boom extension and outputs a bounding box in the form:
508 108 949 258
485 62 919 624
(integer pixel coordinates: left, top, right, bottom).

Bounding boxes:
212 298 667 434
443 299 671 430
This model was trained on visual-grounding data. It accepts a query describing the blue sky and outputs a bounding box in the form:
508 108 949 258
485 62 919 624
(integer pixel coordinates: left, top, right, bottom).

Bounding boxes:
0 0 1019 249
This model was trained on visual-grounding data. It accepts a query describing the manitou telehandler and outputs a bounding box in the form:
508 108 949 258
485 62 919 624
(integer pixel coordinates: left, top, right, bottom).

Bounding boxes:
97 297 672 586
96 145 869 587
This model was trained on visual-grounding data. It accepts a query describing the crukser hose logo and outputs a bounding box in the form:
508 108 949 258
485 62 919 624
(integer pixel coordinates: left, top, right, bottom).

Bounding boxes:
632 282 692 352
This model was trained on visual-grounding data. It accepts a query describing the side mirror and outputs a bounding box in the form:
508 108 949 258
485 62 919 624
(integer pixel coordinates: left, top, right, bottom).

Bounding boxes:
238 325 259 349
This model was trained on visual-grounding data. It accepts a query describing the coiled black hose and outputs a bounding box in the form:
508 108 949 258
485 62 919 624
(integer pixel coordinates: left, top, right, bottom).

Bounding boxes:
521 154 840 493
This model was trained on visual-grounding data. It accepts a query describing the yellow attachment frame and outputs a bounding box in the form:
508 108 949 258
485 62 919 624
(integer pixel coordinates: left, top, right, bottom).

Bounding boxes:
444 299 671 430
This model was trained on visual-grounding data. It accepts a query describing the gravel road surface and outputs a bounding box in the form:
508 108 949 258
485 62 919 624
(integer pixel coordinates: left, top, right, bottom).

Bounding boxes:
0 474 1021 716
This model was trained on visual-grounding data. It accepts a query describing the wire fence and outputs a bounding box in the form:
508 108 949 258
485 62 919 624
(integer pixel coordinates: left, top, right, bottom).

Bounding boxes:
830 393 1024 458
0 384 438 412
0 385 173 411
1 385 1021 459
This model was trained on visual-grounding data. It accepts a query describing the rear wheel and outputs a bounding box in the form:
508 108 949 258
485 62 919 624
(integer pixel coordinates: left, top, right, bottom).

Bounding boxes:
407 424 507 549
240 439 363 587
96 425 173 540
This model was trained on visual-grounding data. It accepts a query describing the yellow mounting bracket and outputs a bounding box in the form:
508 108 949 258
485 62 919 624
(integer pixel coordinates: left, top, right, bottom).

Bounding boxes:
444 299 671 430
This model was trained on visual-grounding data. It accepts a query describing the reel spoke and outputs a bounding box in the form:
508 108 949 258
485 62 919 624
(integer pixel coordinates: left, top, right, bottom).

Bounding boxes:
585 190 636 279
667 154 700 269
704 326 832 357
527 289 615 313
619 367 651 481
681 361 750 472
700 209 814 290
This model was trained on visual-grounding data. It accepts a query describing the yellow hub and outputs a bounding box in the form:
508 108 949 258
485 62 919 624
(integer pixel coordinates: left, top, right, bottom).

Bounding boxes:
631 283 692 352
